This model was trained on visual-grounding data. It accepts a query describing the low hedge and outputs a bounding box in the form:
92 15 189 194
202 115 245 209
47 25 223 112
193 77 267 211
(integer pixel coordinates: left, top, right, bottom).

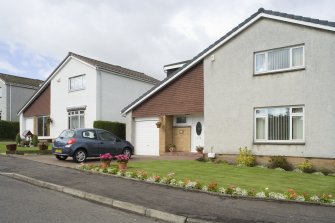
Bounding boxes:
0 120 19 140
93 120 125 139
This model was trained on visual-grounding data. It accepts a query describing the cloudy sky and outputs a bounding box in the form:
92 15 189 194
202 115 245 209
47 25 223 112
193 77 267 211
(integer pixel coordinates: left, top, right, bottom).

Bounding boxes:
0 0 334 81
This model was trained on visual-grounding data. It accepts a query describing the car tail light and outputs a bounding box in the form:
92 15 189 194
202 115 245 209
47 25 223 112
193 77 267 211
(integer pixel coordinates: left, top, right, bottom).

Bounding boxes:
66 138 76 145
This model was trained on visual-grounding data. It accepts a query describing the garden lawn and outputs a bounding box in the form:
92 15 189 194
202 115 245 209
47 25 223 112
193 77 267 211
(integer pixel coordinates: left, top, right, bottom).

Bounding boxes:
0 142 52 154
128 160 335 196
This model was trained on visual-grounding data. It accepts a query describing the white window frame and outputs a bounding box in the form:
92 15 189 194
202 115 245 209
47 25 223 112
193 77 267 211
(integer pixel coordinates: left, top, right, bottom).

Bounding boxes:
254 45 305 75
68 110 85 129
254 106 305 143
69 75 86 92
37 115 50 137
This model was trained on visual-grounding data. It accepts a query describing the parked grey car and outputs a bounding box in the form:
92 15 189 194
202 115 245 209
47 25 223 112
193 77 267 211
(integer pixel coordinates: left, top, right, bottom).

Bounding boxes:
52 128 134 162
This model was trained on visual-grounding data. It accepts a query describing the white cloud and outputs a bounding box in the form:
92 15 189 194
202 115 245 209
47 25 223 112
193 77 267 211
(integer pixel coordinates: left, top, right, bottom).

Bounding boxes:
0 0 334 80
0 59 23 74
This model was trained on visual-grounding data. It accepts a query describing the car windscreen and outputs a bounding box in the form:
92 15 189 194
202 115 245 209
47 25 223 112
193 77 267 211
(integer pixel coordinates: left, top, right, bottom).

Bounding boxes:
59 130 75 138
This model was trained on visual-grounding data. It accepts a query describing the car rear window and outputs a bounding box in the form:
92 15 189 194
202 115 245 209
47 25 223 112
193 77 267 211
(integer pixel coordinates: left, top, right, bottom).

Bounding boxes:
59 130 75 138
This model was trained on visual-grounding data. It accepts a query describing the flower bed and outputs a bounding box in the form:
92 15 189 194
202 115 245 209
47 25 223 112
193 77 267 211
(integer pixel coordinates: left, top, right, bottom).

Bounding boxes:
78 163 335 205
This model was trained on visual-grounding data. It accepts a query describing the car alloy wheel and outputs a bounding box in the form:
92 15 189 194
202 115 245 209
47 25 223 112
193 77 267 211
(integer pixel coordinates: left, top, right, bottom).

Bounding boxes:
74 150 86 163
122 148 132 158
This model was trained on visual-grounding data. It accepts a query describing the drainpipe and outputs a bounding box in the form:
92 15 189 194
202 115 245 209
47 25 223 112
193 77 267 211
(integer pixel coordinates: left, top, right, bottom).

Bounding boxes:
9 84 12 121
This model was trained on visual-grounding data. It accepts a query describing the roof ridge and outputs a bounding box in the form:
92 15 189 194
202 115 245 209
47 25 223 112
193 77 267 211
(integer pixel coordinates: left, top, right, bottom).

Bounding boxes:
70 52 150 75
69 52 159 84
0 72 43 82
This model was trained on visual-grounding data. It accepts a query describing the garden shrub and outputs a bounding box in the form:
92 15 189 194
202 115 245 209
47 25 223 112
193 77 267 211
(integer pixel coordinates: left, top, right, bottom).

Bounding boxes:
0 120 19 140
297 160 314 173
15 133 22 145
93 120 125 139
32 134 39 147
236 147 255 167
268 156 292 171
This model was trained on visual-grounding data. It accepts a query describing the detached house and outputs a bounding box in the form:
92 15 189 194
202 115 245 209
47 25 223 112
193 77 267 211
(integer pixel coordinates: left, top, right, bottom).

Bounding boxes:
122 8 335 167
0 73 43 121
18 52 159 139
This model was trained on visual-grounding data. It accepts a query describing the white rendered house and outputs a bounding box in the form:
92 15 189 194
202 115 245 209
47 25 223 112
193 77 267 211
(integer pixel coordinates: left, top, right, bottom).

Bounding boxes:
18 52 159 139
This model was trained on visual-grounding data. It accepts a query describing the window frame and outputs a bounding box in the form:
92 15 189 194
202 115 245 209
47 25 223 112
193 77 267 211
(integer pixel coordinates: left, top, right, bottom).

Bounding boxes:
254 106 305 144
254 45 305 75
69 74 86 92
68 110 85 129
37 115 50 137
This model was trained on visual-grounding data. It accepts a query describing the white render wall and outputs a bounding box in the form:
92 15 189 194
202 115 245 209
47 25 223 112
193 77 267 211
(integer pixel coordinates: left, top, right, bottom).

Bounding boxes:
204 18 335 158
50 58 97 138
98 70 155 123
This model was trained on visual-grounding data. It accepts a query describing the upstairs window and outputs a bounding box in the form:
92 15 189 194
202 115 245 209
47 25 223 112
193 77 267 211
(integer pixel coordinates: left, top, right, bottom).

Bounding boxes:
255 45 304 74
69 75 85 91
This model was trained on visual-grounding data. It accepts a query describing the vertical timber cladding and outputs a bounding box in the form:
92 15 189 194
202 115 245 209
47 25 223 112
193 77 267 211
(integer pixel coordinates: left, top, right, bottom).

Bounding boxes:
132 62 204 117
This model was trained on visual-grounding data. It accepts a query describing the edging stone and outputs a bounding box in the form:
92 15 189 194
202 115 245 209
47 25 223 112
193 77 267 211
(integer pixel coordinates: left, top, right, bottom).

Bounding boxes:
0 172 202 223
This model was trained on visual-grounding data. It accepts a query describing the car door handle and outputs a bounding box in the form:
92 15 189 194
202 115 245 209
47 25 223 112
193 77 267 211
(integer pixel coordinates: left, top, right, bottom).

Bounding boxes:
100 142 104 144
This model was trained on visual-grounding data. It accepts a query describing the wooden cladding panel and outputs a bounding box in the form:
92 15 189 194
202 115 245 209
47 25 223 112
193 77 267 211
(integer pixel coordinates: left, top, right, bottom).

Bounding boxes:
133 62 204 117
23 84 50 117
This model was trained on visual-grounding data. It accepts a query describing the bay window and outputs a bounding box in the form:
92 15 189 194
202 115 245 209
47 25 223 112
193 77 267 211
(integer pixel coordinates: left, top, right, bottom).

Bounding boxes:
254 45 304 74
254 106 304 143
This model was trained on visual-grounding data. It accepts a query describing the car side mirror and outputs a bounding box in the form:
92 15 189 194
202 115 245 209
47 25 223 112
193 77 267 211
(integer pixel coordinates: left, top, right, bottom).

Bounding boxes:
116 138 121 142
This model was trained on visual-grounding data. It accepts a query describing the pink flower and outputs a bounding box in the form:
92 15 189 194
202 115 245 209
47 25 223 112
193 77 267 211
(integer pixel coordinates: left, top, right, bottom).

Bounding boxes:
115 154 130 163
99 153 113 160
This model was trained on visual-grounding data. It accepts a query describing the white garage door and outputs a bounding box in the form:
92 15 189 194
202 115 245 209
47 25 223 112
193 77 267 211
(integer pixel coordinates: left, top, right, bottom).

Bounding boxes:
135 117 159 156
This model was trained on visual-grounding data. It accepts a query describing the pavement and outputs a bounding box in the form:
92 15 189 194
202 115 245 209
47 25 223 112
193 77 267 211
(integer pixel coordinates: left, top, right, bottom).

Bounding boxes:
0 155 334 223
0 175 163 223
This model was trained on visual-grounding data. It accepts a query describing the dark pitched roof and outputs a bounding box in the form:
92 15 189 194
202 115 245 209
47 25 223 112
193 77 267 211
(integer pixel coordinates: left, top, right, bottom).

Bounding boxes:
121 8 335 114
69 52 160 85
0 73 43 87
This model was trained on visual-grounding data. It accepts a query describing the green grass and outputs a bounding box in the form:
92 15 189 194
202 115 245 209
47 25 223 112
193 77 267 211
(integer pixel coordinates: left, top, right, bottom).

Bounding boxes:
128 160 335 196
0 142 52 154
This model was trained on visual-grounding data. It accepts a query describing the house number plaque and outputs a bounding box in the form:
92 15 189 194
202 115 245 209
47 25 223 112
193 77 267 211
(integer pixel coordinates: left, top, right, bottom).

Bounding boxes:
196 122 202 135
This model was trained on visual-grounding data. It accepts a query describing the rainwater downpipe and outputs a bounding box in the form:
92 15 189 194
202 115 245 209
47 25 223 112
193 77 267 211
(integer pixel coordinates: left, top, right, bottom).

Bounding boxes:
9 84 12 121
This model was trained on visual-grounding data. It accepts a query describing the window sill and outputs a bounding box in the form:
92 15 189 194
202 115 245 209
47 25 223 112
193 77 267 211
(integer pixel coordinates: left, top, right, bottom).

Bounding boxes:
254 141 305 145
254 67 305 76
69 88 85 93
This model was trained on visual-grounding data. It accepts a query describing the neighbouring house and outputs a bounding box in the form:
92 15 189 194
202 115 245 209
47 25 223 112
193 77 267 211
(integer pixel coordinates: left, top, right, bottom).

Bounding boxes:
18 52 159 140
0 73 43 122
121 8 335 168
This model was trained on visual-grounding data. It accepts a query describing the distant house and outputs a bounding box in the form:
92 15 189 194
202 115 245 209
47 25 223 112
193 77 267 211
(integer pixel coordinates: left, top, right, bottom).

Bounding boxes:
0 73 43 121
18 52 159 139
121 8 335 168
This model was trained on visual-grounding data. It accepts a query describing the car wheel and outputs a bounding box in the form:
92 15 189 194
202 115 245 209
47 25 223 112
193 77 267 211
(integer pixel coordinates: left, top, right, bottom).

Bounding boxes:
55 155 68 160
122 148 132 158
73 149 87 163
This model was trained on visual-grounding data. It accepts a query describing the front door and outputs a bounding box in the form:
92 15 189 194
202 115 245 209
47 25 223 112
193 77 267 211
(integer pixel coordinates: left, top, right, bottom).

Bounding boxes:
172 127 191 152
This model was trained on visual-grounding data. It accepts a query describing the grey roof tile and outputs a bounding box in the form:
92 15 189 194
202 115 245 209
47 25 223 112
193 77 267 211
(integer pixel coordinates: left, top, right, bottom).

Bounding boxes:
69 52 160 85
0 73 43 87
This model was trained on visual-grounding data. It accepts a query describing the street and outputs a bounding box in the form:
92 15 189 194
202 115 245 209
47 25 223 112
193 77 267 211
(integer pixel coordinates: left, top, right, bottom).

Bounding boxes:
0 175 162 223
